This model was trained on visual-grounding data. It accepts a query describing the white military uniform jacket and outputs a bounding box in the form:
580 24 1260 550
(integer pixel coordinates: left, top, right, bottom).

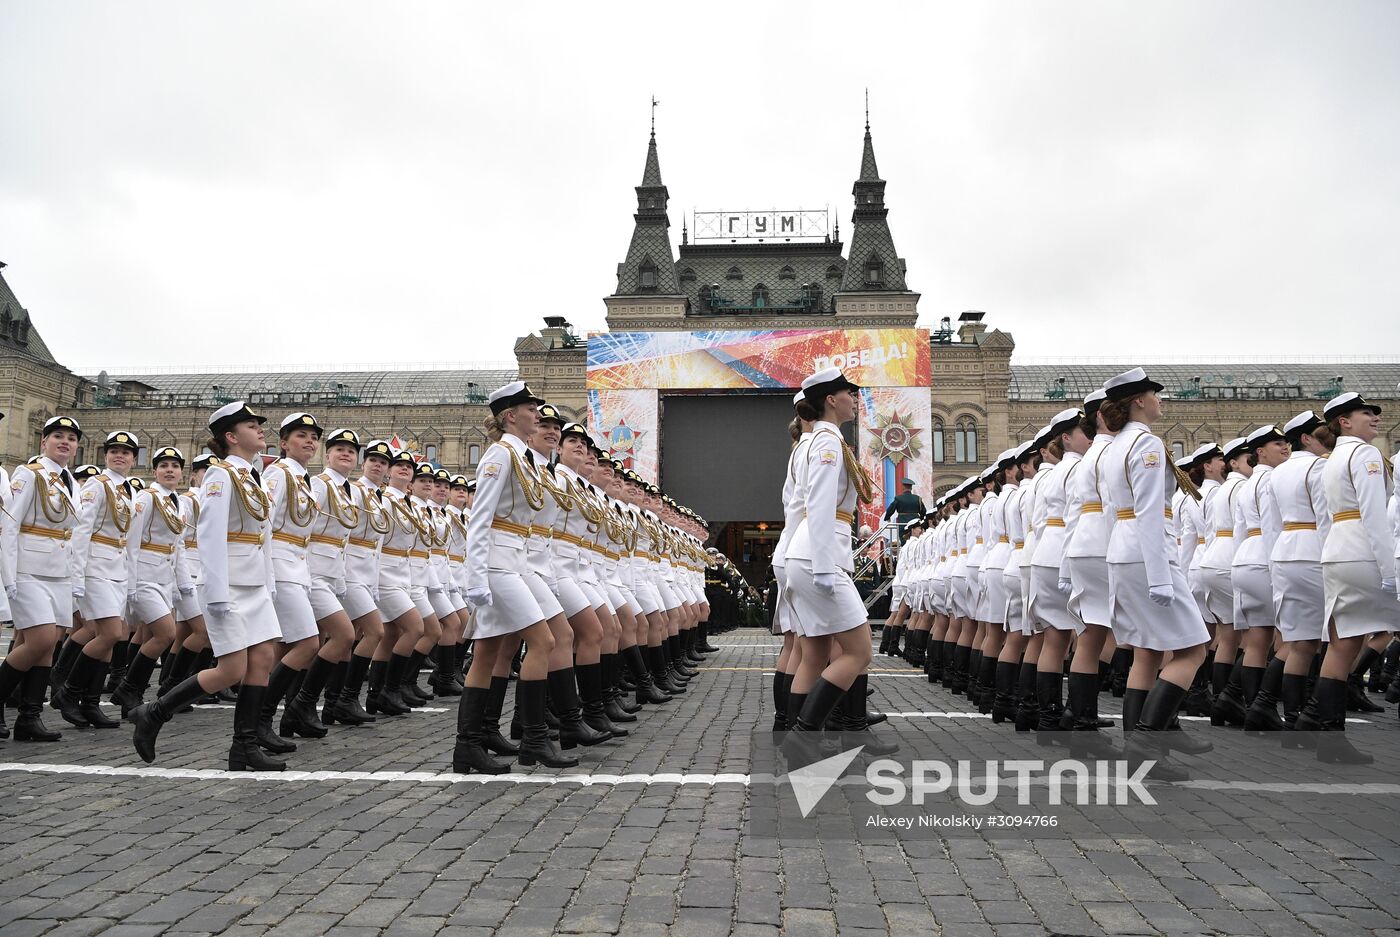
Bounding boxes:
308 467 358 593
72 468 135 586
467 432 537 584
786 421 858 575
1199 473 1247 572
265 458 316 587
1322 436 1395 579
772 432 814 569
197 455 275 604
127 482 191 591
1233 466 1280 570
2 456 79 586
1062 434 1117 575
1031 454 1078 571
346 477 387 589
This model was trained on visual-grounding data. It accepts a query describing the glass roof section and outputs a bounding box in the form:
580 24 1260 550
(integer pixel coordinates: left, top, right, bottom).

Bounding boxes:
86 369 519 409
1010 363 1400 402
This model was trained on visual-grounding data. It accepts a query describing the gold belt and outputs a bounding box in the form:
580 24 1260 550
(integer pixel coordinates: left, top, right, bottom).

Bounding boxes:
273 531 309 548
556 531 588 549
183 538 198 549
1013 541 1025 549
310 533 346 548
227 532 262 545
381 546 409 558
1282 522 1317 532
1215 530 1234 538
17 525 69 543
430 548 448 557
140 542 174 555
997 536 1010 544
1245 528 1262 539
836 510 855 525
348 536 377 549
1116 509 1136 520
409 549 430 560
1333 510 1362 523
491 518 530 537
1081 502 1103 514
449 553 465 563
1044 517 1065 527
1197 536 1206 545
1164 507 1175 520
91 532 126 549
528 524 553 539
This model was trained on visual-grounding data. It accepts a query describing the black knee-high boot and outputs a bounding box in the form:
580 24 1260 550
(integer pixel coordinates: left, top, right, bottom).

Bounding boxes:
781 677 848 768
1034 671 1065 745
1123 679 1191 781
602 653 639 720
112 650 161 719
991 661 1018 724
1280 672 1313 749
1109 648 1131 697
158 646 199 698
229 685 288 771
2 663 62 742
625 644 671 705
551 667 609 749
1013 663 1037 732
130 674 210 763
1244 656 1285 732
577 662 623 737
772 670 792 731
516 678 577 768
1313 677 1372 764
257 664 299 753
283 657 331 738
1210 656 1248 726
50 638 85 709
452 685 511 774
975 655 998 714
1347 647 1384 713
1066 671 1119 758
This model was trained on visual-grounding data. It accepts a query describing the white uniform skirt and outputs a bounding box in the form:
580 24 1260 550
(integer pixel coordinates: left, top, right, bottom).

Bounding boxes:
1108 560 1210 652
1323 561 1398 641
655 579 683 612
176 591 203 622
978 565 1008 625
521 569 563 620
429 588 457 621
273 581 320 643
200 583 282 658
1199 566 1234 625
949 573 969 619
784 560 867 637
1188 566 1209 623
1031 564 1082 635
555 576 594 618
411 585 435 620
309 578 345 621
579 577 612 613
890 582 906 610
771 563 792 636
1231 564 1274 632
1066 556 1111 628
341 581 378 620
634 578 664 616
130 579 176 626
1002 567 1026 635
1271 561 1325 643
608 581 642 618
78 577 126 621
474 568 546 639
11 574 73 629
377 584 416 622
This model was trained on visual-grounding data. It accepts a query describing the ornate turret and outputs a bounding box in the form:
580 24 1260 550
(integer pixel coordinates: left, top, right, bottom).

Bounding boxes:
614 130 679 296
840 119 908 292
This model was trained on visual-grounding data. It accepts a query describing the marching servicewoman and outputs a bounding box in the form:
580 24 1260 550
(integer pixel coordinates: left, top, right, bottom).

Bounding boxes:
1259 411 1333 740
1099 369 1211 780
452 381 573 773
300 428 370 726
0 415 82 743
993 430 1047 724
973 450 1018 711
131 402 285 770
1230 425 1290 727
770 392 814 730
426 468 467 697
55 429 141 730
1177 443 1223 715
258 412 330 748
444 474 475 685
112 446 193 717
1296 392 1396 762
403 461 447 705
371 448 430 714
342 439 392 718
1200 437 1251 724
523 404 610 748
781 367 884 765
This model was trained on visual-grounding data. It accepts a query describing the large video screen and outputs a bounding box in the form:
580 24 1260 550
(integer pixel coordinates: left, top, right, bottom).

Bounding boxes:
660 393 796 522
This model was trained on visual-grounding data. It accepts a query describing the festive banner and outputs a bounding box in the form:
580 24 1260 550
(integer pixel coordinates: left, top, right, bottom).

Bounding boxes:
587 389 658 482
586 328 930 391
856 386 934 536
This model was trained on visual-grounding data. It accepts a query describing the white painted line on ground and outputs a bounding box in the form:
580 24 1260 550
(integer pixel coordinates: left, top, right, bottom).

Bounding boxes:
0 762 752 786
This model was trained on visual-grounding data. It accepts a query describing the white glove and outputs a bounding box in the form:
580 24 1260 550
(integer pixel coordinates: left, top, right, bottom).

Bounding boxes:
1149 584 1174 607
465 587 492 608
1383 578 1397 595
5 584 17 599
1057 577 1073 596
207 601 232 617
371 586 380 601
813 572 839 595
72 584 86 599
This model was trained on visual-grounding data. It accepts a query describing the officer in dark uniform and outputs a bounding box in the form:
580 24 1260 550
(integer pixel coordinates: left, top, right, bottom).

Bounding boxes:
883 478 927 529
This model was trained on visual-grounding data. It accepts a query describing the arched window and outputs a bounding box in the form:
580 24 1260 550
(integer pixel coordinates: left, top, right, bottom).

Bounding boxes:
751 284 769 308
931 420 945 463
779 265 795 280
1171 441 1185 461
679 267 696 283
864 254 884 286
726 266 743 280
954 419 978 463
638 259 657 290
468 444 481 464
425 444 439 464
825 264 841 280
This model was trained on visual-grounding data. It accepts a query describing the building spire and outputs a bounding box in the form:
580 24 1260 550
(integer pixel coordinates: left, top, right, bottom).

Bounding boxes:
613 117 678 296
864 87 869 132
651 95 658 138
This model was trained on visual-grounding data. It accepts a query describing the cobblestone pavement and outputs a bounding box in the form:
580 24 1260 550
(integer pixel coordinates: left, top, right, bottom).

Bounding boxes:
3 633 1400 937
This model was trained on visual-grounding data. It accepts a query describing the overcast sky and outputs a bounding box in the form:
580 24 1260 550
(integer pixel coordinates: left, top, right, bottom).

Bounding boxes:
3 1 1397 372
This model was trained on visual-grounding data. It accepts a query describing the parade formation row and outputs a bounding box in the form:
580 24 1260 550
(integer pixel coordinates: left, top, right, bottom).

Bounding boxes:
773 366 1397 773
0 382 732 773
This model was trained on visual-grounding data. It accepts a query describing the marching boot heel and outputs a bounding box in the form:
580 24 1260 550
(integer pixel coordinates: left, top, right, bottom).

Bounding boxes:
257 664 299 754
78 660 121 729
578 663 625 737
550 668 609 749
1314 677 1372 765
12 666 62 742
130 674 209 763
